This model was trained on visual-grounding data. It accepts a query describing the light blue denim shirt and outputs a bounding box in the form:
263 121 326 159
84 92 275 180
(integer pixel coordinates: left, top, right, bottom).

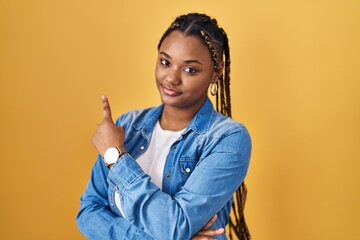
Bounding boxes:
77 98 251 240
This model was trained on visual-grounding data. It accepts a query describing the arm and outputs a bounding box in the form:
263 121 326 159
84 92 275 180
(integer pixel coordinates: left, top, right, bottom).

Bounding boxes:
76 97 154 239
76 156 154 240
77 159 224 240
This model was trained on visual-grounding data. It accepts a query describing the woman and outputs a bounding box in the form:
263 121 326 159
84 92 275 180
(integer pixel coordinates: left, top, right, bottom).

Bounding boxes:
77 13 251 240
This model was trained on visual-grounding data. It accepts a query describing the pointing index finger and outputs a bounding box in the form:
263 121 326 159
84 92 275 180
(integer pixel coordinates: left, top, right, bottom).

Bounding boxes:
102 95 113 121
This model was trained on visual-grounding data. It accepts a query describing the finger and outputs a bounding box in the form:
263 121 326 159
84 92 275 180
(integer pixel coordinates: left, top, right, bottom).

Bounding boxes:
191 234 214 240
202 215 218 230
196 228 224 237
102 95 113 121
191 236 214 240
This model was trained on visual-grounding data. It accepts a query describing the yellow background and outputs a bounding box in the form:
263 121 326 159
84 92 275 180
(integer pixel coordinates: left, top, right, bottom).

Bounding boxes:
1 0 359 239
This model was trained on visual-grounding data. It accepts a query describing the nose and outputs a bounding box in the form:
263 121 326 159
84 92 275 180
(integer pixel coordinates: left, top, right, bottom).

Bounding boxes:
165 68 181 85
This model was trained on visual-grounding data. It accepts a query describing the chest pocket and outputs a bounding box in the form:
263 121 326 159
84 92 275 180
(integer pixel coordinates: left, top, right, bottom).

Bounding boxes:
179 157 198 184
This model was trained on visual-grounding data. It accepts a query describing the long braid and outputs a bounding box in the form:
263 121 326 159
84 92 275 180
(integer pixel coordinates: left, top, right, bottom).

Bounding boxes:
200 29 221 114
202 27 250 240
158 13 250 240
199 29 225 117
221 28 232 118
222 27 250 239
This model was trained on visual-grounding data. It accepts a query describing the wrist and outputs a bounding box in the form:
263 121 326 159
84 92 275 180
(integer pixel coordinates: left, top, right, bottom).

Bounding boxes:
103 146 127 169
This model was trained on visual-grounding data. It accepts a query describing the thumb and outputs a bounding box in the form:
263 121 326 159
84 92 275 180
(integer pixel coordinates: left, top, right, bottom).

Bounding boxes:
102 95 113 121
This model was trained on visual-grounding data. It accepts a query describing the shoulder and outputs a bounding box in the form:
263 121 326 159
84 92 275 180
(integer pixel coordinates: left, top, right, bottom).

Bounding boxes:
197 113 252 167
196 111 252 158
209 111 250 141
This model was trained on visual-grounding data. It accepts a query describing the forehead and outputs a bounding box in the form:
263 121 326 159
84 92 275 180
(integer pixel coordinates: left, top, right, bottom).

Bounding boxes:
159 30 212 62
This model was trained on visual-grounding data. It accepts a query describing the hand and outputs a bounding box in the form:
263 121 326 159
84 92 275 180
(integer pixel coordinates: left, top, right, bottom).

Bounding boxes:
92 95 125 156
191 215 224 240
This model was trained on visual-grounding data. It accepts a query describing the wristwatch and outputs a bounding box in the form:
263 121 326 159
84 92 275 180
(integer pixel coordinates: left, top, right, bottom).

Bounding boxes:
103 146 127 169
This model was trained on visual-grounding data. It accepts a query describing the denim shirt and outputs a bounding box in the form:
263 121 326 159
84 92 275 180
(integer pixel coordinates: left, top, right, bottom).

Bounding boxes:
77 98 251 240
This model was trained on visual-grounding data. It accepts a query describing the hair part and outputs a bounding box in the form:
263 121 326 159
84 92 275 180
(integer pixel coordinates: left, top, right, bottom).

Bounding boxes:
158 13 251 240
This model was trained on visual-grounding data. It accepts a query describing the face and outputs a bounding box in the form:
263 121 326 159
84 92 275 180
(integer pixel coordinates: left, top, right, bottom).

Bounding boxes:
155 30 218 112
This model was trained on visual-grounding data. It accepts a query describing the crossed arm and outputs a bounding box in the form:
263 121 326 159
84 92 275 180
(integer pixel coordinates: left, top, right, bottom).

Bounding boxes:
77 155 224 240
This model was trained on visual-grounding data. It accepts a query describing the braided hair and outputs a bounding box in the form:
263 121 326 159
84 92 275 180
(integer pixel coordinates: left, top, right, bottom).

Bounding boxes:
158 13 250 240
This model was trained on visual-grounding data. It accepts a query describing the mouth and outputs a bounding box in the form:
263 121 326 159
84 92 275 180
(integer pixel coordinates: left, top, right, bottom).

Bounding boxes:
161 85 181 97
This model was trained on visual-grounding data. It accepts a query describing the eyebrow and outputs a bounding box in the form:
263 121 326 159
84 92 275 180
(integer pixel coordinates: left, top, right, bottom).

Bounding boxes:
159 51 203 65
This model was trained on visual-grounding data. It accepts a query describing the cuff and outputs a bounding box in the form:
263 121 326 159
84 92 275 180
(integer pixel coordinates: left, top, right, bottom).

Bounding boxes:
107 153 144 189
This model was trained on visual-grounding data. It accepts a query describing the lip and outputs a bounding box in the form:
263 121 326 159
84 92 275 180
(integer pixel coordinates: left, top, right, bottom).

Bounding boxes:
161 85 181 97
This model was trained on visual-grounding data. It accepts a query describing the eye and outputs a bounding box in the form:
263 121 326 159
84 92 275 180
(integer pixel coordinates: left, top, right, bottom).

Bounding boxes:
184 67 197 74
160 59 170 66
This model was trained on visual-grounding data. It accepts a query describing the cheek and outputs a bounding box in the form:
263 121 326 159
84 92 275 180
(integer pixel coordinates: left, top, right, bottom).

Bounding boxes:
184 76 211 93
155 64 164 83
155 65 166 92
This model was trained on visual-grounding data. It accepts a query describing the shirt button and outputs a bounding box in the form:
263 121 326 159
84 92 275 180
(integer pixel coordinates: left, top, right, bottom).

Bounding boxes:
111 203 114 207
166 173 171 178
140 146 145 150
185 168 191 173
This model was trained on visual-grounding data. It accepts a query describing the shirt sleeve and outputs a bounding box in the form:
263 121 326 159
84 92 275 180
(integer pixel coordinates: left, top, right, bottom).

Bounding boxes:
76 156 154 240
107 127 252 240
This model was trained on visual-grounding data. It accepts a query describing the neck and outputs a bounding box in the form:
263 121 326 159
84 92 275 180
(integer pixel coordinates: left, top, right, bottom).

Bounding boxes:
160 103 204 131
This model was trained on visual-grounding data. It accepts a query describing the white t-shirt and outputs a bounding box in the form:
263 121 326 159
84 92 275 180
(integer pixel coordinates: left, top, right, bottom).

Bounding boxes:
136 120 185 189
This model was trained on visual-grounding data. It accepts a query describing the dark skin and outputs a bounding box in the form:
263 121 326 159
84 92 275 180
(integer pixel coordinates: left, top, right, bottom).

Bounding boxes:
92 31 224 239
155 31 222 130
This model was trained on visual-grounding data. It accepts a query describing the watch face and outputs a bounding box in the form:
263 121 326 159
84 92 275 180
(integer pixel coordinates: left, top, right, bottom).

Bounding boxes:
104 147 119 164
